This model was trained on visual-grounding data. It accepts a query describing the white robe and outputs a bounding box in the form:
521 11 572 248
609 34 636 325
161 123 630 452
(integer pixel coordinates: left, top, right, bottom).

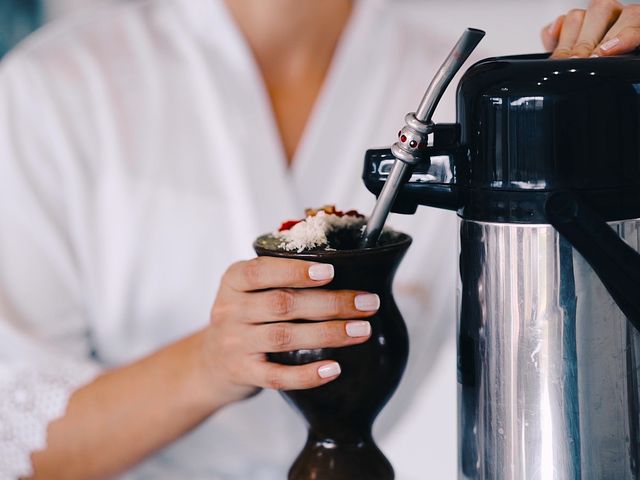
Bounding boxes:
0 0 502 478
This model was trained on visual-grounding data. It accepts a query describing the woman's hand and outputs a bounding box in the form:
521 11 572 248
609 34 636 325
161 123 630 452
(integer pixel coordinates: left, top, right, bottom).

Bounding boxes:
542 1 640 58
199 256 378 406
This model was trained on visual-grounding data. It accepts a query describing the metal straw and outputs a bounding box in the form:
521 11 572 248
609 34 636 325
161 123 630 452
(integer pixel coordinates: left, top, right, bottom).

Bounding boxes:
360 28 485 248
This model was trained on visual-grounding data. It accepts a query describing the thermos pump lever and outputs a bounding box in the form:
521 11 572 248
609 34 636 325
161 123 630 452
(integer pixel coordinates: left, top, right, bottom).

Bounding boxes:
360 28 485 248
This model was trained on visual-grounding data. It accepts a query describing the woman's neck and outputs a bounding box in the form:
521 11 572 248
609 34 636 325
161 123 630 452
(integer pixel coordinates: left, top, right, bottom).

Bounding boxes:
223 0 353 163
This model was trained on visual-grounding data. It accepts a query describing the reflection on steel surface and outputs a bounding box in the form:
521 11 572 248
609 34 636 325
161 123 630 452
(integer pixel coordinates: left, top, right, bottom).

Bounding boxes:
458 219 640 480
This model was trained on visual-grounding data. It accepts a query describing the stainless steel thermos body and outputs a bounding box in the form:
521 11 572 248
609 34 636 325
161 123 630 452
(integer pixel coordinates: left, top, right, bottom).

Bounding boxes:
458 219 640 479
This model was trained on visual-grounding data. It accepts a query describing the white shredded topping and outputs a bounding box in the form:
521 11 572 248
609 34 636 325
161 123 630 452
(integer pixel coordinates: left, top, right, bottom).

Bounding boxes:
275 211 366 252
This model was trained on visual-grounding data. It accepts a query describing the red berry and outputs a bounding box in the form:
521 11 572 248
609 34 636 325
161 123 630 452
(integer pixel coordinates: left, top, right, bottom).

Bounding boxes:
278 220 301 231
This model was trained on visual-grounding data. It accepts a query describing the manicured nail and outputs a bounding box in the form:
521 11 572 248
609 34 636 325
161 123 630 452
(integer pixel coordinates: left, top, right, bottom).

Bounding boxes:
346 321 371 337
354 293 380 312
548 18 559 36
590 54 599 58
318 362 341 379
308 264 334 281
600 37 620 51
569 55 579 59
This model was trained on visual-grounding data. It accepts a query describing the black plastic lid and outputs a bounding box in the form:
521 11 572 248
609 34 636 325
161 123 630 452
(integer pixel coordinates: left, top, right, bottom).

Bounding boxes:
458 53 640 192
458 53 640 222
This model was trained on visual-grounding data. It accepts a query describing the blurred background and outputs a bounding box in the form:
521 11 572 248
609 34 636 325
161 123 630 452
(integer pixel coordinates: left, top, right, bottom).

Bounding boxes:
0 0 622 59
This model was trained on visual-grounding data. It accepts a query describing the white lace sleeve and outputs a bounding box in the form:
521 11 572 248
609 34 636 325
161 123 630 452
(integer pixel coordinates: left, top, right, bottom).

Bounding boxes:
0 356 100 480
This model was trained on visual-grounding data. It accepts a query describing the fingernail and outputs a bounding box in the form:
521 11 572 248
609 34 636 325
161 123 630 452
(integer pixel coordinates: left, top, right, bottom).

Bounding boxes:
600 37 620 51
354 293 380 312
569 55 579 59
318 362 341 379
308 264 334 281
346 321 371 337
548 18 558 36
590 54 599 58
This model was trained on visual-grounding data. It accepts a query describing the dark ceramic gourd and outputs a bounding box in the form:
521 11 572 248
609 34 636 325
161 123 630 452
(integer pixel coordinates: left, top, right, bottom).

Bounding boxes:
254 233 412 480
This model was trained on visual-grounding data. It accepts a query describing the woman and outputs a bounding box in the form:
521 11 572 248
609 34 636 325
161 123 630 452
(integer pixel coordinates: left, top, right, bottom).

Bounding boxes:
0 0 638 478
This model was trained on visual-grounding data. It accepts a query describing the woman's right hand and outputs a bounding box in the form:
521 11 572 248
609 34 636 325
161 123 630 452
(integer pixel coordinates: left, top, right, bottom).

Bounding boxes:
198 256 379 406
542 1 640 58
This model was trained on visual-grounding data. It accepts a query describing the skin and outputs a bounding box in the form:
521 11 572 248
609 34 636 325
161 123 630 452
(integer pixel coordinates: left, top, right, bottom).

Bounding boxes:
544 0 640 59
224 0 352 163
26 0 640 478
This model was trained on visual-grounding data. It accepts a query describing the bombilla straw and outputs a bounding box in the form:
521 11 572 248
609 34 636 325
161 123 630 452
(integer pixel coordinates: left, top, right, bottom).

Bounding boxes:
360 28 485 248
415 28 486 123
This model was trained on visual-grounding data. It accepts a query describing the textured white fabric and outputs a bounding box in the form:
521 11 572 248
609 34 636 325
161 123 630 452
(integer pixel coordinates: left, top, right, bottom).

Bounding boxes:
0 0 468 478
0 359 99 480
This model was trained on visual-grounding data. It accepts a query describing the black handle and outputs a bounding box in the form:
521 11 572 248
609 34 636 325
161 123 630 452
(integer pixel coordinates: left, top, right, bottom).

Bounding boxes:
545 191 640 330
361 124 463 214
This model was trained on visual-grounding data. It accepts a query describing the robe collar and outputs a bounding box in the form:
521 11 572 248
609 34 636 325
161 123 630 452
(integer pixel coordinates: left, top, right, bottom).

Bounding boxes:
174 0 394 234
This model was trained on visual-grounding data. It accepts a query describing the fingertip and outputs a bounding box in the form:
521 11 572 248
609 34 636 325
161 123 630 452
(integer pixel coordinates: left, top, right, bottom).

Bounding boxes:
554 15 565 34
317 361 341 379
542 30 561 52
593 44 620 57
548 15 564 38
345 320 372 338
600 36 621 53
541 25 554 50
354 293 380 312
541 36 556 53
598 21 640 56
550 49 572 59
308 263 334 282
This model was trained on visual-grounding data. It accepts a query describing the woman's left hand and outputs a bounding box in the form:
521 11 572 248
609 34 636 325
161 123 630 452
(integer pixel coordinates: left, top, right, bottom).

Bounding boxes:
542 0 640 58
